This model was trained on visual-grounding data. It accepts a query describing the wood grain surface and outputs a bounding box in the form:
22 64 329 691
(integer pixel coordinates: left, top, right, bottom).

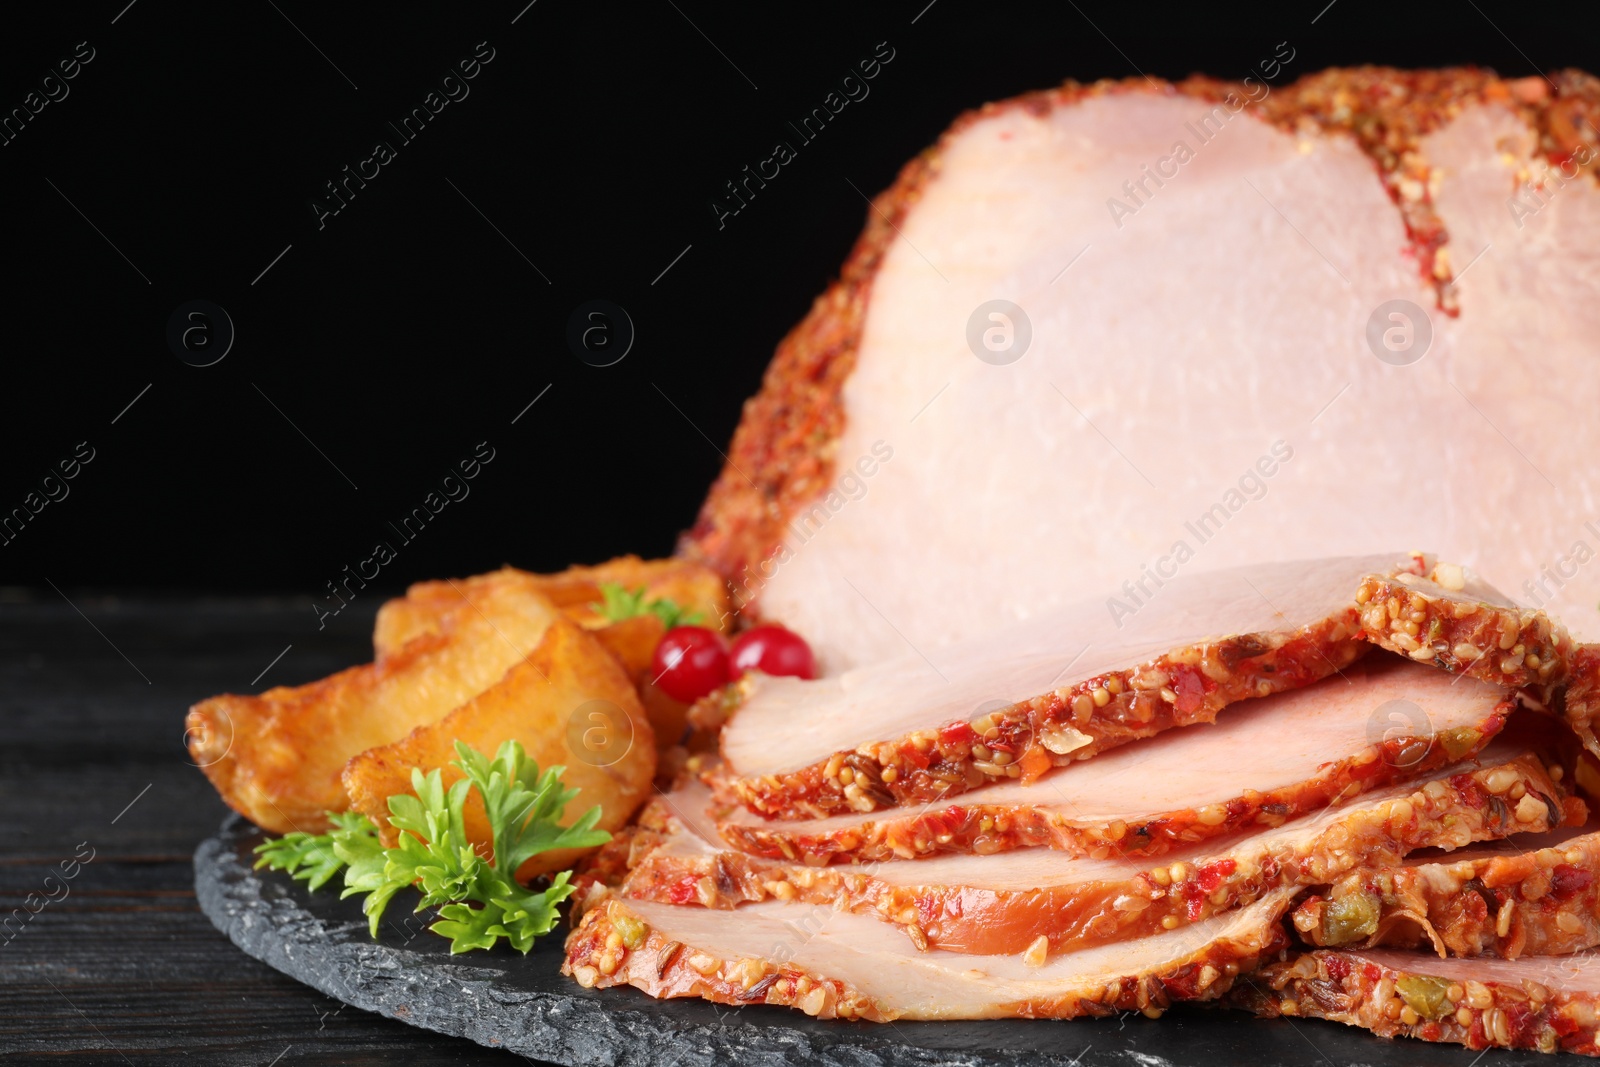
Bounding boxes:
0 593 532 1065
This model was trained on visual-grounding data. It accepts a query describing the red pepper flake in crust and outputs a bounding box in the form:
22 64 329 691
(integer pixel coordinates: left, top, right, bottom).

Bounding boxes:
1354 565 1573 692
1232 946 1600 1055
1563 646 1600 764
717 556 1437 821
716 658 1511 865
1293 819 1600 961
562 887 1295 1021
621 750 1561 958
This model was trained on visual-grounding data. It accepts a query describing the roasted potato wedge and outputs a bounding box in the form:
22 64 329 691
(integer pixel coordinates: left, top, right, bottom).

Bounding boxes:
535 555 730 630
592 614 693 748
343 617 656 880
373 556 730 660
591 613 665 677
186 573 561 834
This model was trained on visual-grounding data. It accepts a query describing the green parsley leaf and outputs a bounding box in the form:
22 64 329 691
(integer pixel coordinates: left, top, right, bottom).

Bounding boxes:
452 739 611 876
251 740 609 954
593 581 702 630
253 810 375 892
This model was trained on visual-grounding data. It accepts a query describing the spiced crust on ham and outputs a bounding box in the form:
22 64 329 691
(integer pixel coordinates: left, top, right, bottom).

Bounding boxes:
1232 948 1600 1055
1563 646 1600 762
617 754 1566 958
720 621 1367 819
564 888 1295 1022
1293 823 1600 961
713 731 1502 867
677 68 1600 619
1355 569 1573 692
715 556 1437 822
716 661 1512 865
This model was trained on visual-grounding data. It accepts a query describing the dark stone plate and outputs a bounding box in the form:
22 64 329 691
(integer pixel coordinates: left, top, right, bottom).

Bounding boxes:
195 815 1546 1066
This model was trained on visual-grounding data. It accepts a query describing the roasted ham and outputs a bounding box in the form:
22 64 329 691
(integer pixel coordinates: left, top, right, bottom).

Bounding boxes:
564 887 1296 1021
716 657 1512 864
1234 947 1600 1055
1355 568 1573 692
679 69 1600 672
719 555 1413 818
562 59 1600 1046
1292 824 1600 960
1564 646 1600 761
615 751 1565 957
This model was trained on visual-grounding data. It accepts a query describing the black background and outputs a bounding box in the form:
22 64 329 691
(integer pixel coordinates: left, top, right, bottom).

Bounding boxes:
0 0 1591 603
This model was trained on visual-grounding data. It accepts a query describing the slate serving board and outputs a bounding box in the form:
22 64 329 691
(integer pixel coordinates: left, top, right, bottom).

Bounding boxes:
195 814 1552 1067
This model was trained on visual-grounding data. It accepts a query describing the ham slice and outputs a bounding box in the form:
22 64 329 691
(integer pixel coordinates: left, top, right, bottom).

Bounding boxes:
1563 646 1600 761
1355 567 1573 692
679 69 1600 673
716 657 1513 864
720 554 1413 818
1292 823 1600 960
563 886 1295 1022
1234 946 1600 1055
617 750 1566 957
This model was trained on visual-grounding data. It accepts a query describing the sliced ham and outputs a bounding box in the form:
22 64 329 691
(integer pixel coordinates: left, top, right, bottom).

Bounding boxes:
1292 822 1600 960
563 886 1295 1022
620 750 1565 957
1355 567 1573 691
1564 646 1600 761
720 554 1414 819
1234 946 1600 1055
717 657 1513 864
679 69 1600 674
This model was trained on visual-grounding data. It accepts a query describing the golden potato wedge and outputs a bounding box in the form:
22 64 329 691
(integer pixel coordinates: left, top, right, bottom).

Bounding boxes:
372 566 524 662
186 573 561 834
591 613 665 677
372 556 730 660
343 617 656 880
536 555 730 631
591 614 694 748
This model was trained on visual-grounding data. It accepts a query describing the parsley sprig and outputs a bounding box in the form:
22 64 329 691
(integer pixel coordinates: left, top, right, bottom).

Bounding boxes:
593 581 702 630
253 740 610 954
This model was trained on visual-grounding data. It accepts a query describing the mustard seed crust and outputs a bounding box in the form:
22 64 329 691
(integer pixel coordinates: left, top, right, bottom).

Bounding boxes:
719 619 1369 819
1355 570 1573 693
1563 646 1600 762
1293 820 1600 960
1233 947 1600 1055
623 754 1565 958
563 893 1289 1022
712 706 1511 866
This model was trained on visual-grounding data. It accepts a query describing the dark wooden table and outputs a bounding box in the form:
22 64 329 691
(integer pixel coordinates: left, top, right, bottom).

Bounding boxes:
0 593 535 1065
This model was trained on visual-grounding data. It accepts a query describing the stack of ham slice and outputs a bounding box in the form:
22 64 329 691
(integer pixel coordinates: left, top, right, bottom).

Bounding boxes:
559 63 1600 1055
564 552 1600 1053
